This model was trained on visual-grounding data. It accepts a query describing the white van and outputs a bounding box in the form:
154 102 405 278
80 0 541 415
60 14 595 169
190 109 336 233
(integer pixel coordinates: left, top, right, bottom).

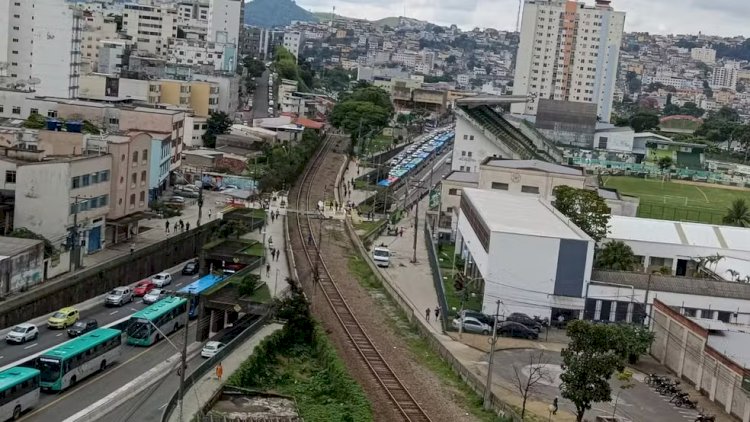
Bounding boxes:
372 247 391 268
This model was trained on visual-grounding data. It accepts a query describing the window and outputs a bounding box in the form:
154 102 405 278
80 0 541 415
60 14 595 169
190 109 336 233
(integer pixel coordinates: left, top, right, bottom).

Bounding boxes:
131 173 137 186
469 135 474 140
91 172 99 184
100 195 108 207
521 185 540 194
30 108 38 115
461 151 466 157
142 149 148 162
448 188 461 196
463 134 468 140
48 110 57 118
109 118 119 125
5 171 17 184
11 106 20 115
132 151 138 164
71 176 80 189
491 182 509 190
597 136 608 150
141 171 147 184
100 170 109 182
129 194 135 207
82 174 90 186
467 152 472 157
139 191 145 204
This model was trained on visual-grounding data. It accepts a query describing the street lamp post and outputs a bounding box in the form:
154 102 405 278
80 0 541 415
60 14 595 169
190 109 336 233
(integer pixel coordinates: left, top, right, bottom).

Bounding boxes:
483 300 502 410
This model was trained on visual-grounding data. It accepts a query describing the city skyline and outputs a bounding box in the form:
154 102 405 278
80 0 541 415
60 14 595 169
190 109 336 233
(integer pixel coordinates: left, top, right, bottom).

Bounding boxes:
297 0 750 38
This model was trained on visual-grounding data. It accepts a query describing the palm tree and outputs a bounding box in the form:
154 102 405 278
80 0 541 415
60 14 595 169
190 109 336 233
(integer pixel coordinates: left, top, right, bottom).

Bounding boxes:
595 241 638 271
723 199 750 227
726 269 740 282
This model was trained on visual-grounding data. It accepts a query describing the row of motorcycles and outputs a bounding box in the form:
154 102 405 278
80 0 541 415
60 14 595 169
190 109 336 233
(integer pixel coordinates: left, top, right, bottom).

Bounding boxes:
645 374 715 421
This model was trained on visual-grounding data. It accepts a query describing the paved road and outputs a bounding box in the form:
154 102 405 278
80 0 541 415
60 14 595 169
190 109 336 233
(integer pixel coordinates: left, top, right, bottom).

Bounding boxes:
251 69 271 120
490 349 700 422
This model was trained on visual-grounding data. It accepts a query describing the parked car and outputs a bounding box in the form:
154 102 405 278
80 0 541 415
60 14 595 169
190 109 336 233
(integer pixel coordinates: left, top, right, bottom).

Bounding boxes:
506 314 543 332
461 310 495 327
106 286 134 307
152 272 173 287
6 323 38 344
182 260 199 275
47 307 80 329
201 341 226 358
67 319 98 337
496 321 539 340
451 316 491 335
174 189 199 198
143 288 166 304
134 280 156 297
165 196 185 203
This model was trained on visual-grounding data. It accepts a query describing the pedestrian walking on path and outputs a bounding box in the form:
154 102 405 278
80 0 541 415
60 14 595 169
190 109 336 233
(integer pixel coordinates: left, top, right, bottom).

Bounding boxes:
208 209 212 220
308 233 313 245
275 210 280 219
165 221 170 233
434 306 440 320
266 263 271 276
553 397 558 415
425 308 431 322
216 362 223 382
275 249 280 261
130 244 135 254
186 222 190 231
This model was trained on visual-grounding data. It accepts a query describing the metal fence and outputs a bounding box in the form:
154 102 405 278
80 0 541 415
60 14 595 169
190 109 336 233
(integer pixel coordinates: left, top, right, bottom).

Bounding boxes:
637 203 724 225
161 312 272 422
424 224 450 331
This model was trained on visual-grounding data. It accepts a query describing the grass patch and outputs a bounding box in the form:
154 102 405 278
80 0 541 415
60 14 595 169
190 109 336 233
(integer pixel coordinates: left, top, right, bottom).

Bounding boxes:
354 219 382 233
442 268 483 316
242 241 265 257
347 255 512 422
362 134 393 156
248 283 272 303
354 179 377 191
602 176 744 224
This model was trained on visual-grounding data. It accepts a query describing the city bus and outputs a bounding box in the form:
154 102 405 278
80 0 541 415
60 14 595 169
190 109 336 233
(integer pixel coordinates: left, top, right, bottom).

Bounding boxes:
0 367 40 420
37 328 122 392
126 296 188 346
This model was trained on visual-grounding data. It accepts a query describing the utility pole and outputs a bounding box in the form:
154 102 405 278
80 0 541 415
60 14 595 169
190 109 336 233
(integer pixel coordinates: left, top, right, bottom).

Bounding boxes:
197 172 204 227
483 299 501 410
68 195 85 272
177 292 191 422
411 180 424 264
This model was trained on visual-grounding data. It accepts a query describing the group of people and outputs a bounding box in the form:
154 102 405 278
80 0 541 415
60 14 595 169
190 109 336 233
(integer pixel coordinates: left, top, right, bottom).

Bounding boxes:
165 219 190 234
424 306 441 322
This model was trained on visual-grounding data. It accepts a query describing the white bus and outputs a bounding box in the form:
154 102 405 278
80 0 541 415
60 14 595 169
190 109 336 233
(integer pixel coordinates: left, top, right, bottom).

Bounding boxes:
37 328 123 391
0 367 40 420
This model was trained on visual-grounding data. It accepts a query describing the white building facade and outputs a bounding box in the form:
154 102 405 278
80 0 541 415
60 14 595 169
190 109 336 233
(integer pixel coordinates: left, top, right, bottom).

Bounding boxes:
511 0 626 122
690 47 716 64
122 3 178 56
283 31 303 59
208 0 241 45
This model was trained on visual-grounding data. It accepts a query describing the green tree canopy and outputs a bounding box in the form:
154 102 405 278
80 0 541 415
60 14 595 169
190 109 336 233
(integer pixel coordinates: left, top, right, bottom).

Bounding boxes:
552 186 611 242
202 111 233 148
628 113 659 132
242 56 266 78
723 199 750 227
8 228 58 259
657 156 674 171
339 85 394 114
595 241 638 271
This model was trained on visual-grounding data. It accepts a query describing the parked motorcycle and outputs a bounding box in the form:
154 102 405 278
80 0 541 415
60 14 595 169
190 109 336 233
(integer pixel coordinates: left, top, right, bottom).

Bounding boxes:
675 396 697 409
670 392 689 403
695 413 715 422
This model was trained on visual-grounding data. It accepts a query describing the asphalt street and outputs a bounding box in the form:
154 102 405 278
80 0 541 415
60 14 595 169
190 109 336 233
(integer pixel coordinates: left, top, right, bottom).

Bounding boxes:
251 69 271 120
490 349 701 422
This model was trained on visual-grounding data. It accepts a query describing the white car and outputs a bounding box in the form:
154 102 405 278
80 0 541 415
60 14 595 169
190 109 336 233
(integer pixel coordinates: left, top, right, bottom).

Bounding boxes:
151 272 173 288
143 288 166 304
451 316 491 335
201 341 226 358
6 323 39 344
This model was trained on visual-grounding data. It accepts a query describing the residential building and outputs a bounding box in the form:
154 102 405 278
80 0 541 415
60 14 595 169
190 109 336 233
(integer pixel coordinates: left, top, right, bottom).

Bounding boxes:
690 47 716 64
456 187 594 319
208 0 241 45
149 135 171 201
80 10 120 73
711 63 739 90
283 31 303 59
98 40 130 76
511 0 626 123
0 236 44 294
169 38 237 72
122 2 178 56
147 79 220 117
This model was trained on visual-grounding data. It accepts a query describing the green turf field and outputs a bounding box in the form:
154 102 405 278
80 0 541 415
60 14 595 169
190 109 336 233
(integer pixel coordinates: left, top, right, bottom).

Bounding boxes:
602 176 748 224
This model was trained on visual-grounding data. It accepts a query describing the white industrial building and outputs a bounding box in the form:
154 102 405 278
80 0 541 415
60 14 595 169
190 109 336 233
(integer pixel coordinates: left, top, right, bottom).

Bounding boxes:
456 188 595 319
511 0 626 122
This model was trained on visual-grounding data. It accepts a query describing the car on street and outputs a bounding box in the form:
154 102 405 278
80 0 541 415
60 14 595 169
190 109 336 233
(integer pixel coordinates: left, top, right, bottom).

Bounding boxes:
165 196 185 203
451 316 491 335
174 189 199 198
152 272 173 287
496 321 539 340
182 260 200 275
47 307 80 329
6 323 38 344
461 310 496 326
134 280 156 297
506 313 543 332
105 286 134 306
67 319 98 337
201 341 226 358
143 288 166 304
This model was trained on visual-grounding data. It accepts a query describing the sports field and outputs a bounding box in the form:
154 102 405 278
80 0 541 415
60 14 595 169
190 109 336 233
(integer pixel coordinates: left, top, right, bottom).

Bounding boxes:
602 176 749 224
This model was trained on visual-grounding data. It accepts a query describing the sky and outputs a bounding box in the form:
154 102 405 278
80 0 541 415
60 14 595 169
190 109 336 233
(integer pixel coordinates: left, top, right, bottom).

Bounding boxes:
296 0 750 37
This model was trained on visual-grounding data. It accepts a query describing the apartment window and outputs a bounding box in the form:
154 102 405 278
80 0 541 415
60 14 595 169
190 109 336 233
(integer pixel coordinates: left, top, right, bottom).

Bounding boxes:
5 171 17 184
132 151 138 165
142 149 148 162
467 152 472 157
598 136 608 150
91 172 99 184
109 118 119 125
491 182 509 190
131 173 137 186
71 176 80 189
100 195 109 207
469 135 474 140
521 185 540 194
139 191 145 205
0 105 3 113
11 106 20 115
141 171 147 185
448 188 461 196
463 134 468 140
48 110 57 118
129 194 135 207
461 151 466 156
459 166 466 171
100 170 109 182
82 174 90 186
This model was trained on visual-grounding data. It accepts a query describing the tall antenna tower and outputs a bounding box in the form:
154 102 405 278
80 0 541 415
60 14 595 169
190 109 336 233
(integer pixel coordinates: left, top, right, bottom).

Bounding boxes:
330 5 335 27
515 0 522 32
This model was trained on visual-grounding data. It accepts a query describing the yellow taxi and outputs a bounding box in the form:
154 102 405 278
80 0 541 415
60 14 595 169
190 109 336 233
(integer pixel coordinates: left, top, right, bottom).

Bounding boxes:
47 307 80 329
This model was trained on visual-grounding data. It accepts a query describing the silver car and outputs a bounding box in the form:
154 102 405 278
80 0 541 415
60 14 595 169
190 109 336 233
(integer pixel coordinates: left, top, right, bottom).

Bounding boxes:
143 288 166 304
105 287 133 307
451 316 491 335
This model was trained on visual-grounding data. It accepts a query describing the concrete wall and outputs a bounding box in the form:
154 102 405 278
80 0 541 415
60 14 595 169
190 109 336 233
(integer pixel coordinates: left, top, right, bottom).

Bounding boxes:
37 130 85 156
107 133 152 220
0 241 44 295
0 221 219 327
477 166 585 200
452 113 503 173
651 301 750 422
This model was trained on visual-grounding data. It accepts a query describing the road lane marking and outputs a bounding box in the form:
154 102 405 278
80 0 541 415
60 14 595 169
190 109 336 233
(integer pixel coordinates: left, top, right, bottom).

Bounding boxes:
110 311 119 315
192 275 199 279
130 308 137 312
24 343 37 350
158 402 168 410
56 333 63 337
0 356 4 359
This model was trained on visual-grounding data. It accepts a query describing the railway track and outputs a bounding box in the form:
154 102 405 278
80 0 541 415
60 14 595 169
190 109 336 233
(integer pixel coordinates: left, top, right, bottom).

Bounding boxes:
290 134 432 422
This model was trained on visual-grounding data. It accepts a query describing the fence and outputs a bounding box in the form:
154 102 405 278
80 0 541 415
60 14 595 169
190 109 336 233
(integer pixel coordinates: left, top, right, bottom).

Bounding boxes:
161 313 272 422
424 224 450 331
637 203 724 225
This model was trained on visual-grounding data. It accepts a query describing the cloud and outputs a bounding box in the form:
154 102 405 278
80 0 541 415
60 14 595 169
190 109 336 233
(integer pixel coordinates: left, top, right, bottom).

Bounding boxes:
297 0 747 37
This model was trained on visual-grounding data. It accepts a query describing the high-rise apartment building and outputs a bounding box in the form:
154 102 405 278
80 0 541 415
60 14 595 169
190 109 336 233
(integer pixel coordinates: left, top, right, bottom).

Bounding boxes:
208 0 241 44
122 2 178 56
711 62 739 91
690 47 716 64
1 0 83 98
511 0 625 123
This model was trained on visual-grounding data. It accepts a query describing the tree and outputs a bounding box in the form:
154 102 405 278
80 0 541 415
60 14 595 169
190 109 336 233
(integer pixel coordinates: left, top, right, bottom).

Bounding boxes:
202 111 233 148
723 199 750 227
446 55 457 65
608 324 654 364
560 321 626 422
512 351 552 420
8 228 58 259
657 156 673 172
628 113 659 132
238 273 260 296
552 186 611 242
242 56 265 78
595 241 638 271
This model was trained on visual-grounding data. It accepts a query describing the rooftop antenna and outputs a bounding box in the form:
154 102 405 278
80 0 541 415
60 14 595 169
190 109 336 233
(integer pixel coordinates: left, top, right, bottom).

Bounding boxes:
515 0 522 33
330 5 335 27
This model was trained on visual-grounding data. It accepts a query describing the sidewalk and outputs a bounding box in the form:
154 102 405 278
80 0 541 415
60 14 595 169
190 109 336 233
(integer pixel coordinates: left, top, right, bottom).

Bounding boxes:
171 322 284 422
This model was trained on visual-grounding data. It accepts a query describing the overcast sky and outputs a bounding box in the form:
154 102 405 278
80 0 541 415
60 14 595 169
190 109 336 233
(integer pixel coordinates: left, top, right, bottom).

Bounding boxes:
296 0 749 37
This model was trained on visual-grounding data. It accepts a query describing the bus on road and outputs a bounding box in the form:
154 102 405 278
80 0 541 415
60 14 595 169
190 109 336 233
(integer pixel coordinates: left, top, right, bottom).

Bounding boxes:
0 367 40 420
126 296 188 346
37 328 122 392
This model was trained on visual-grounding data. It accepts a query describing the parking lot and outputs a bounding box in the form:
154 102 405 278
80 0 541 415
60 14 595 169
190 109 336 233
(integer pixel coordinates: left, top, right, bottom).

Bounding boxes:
488 348 710 422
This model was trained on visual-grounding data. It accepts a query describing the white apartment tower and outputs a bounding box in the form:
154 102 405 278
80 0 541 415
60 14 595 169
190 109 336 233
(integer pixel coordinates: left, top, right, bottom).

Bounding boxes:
690 47 716 64
711 63 739 91
122 2 178 56
1 0 82 98
511 0 626 123
208 0 241 44
283 31 303 59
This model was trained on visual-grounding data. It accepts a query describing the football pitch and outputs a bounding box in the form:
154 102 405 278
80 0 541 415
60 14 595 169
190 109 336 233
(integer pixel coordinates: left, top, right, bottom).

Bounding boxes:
601 176 749 224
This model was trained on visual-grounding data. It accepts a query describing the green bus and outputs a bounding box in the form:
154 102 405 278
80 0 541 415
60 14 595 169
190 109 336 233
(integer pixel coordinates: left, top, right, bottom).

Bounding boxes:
37 328 122 392
126 296 188 346
0 367 40 420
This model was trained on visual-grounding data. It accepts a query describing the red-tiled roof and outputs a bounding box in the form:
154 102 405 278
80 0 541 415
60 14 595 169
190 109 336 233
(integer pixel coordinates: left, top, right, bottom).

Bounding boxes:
294 117 324 130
